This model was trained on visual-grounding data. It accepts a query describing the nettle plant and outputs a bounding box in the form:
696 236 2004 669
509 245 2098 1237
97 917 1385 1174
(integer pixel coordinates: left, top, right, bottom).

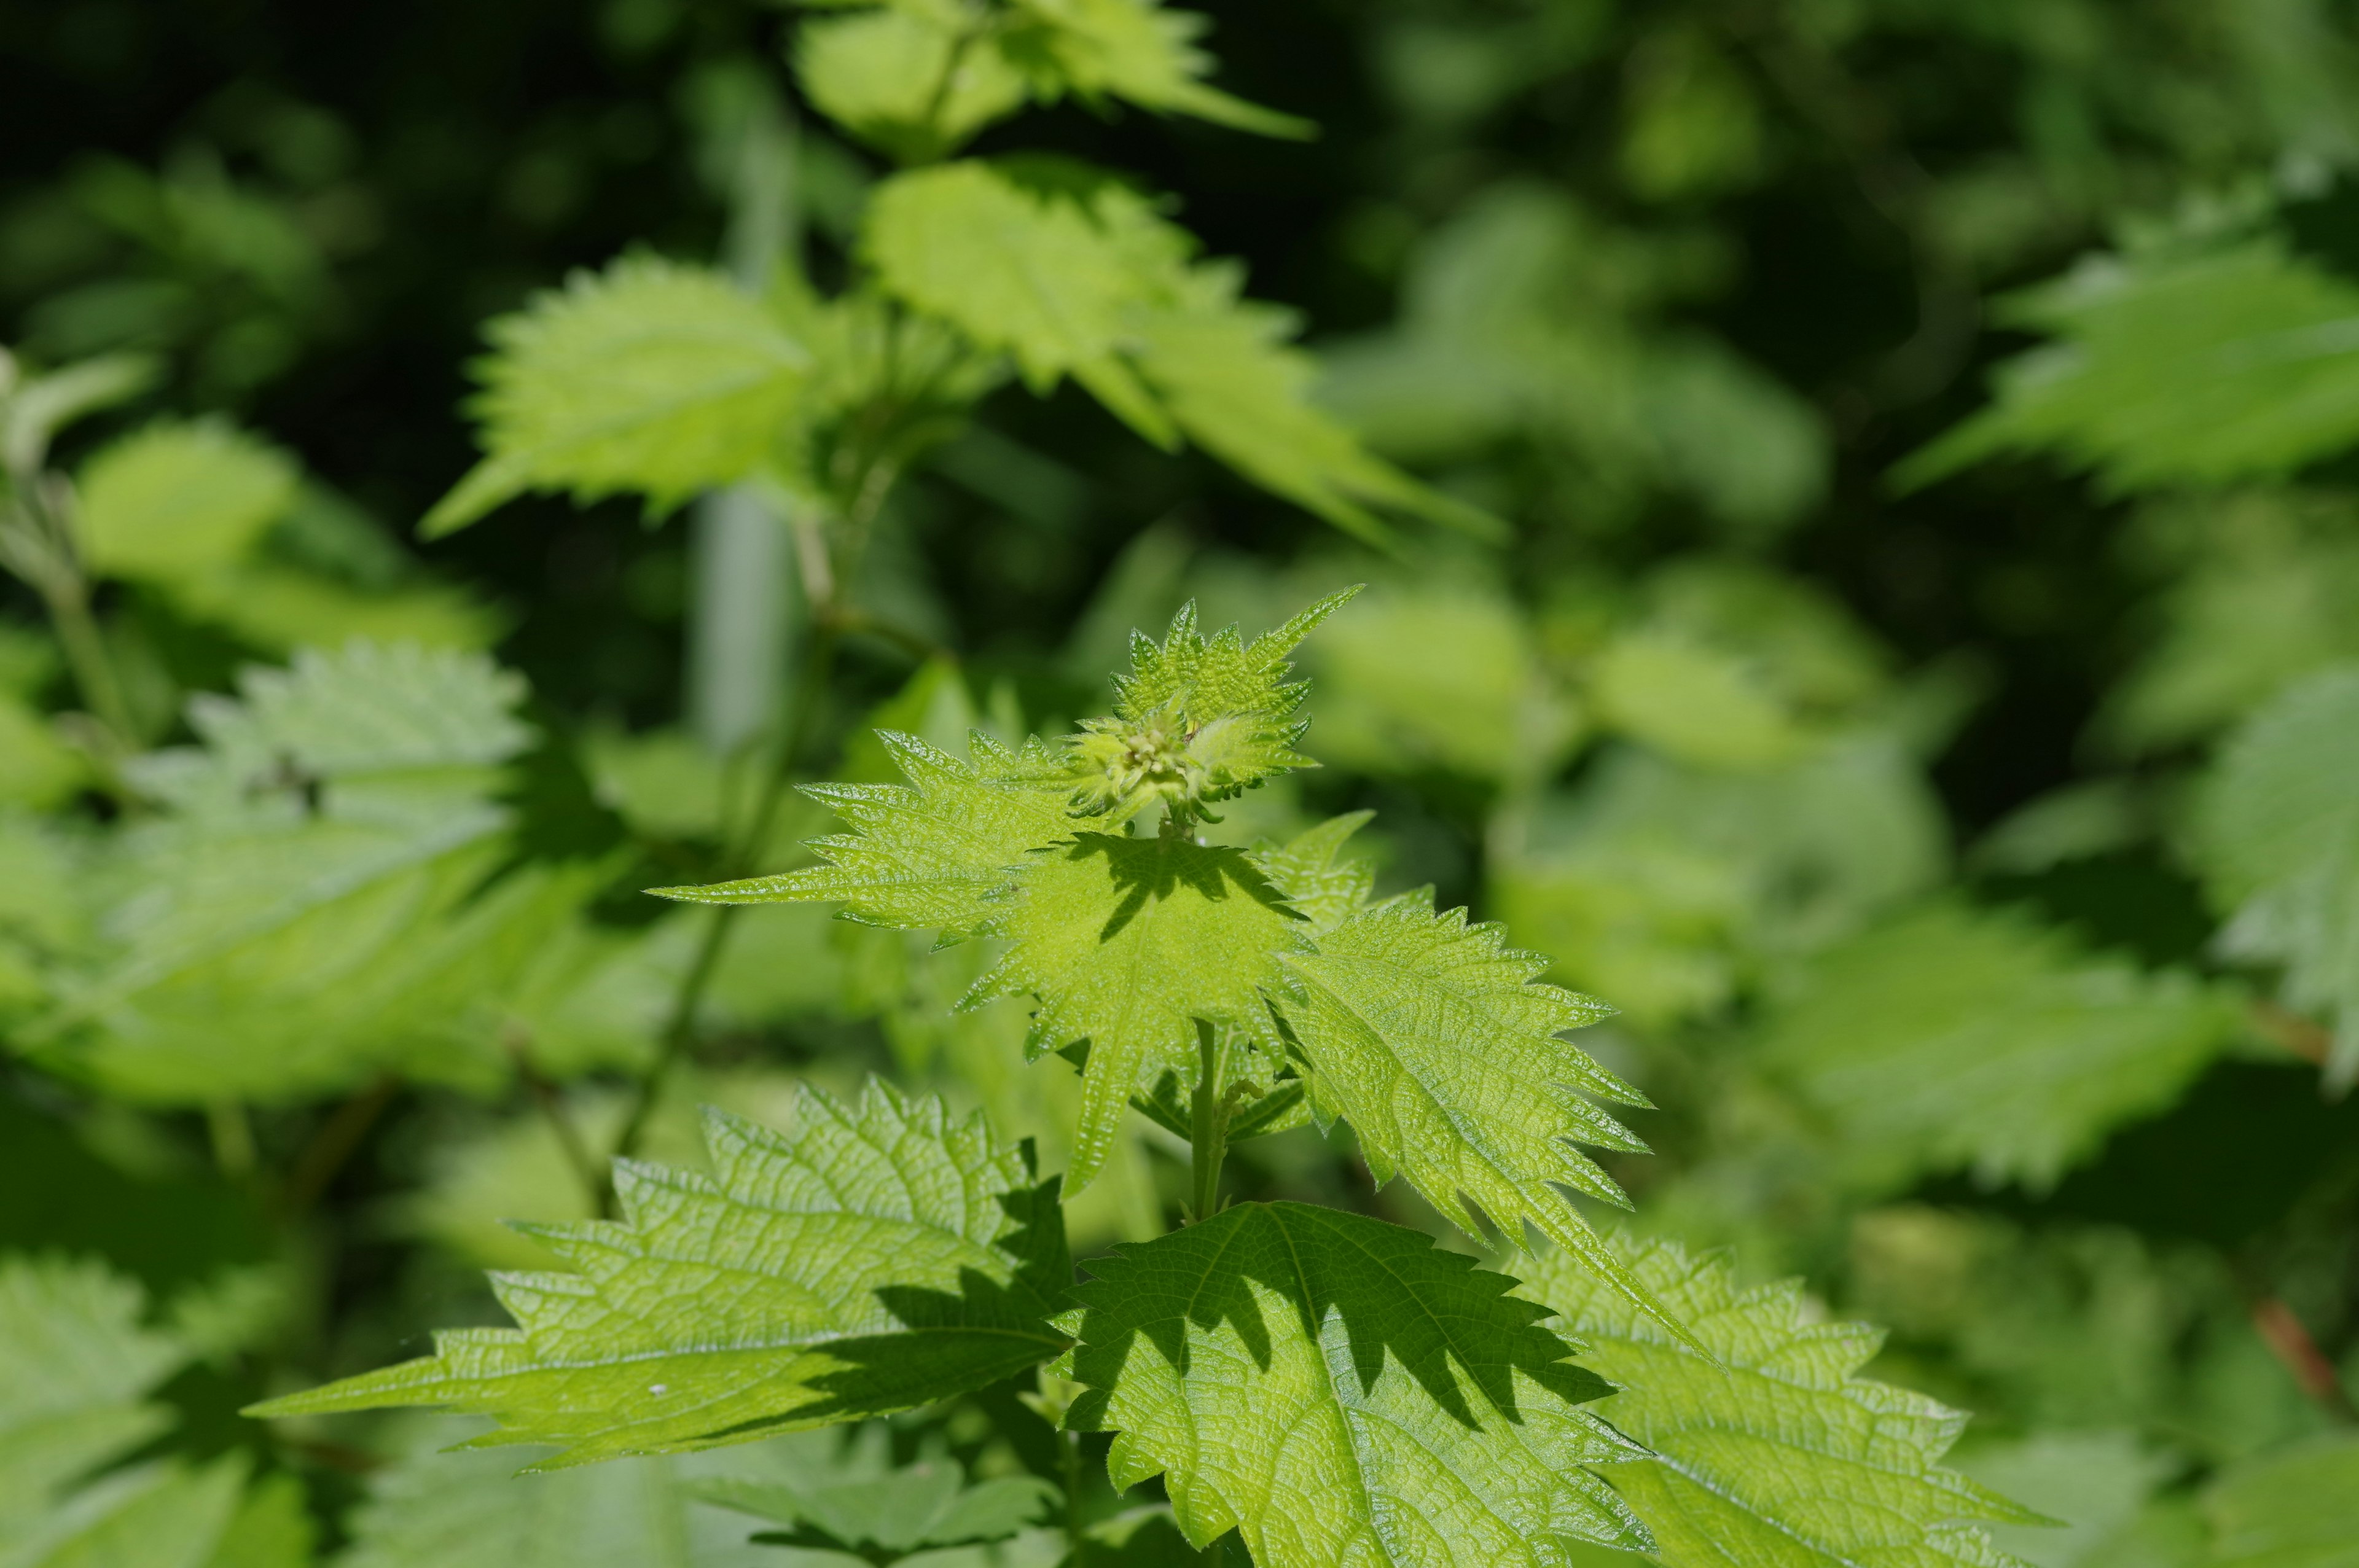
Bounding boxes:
256 596 2040 1566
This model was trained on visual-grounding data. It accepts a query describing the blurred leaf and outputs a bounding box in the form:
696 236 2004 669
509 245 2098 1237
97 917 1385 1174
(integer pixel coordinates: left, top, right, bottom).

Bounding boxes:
1000 0 1313 138
2098 490 2359 755
797 9 1028 162
1957 1432 2172 1568
72 419 297 582
165 563 502 653
336 1415 793 1568
1589 630 1809 770
1759 900 2245 1192
1517 1234 2046 1568
695 1449 1055 1557
0 696 85 809
1901 235 2359 494
0 1254 302 1568
26 643 549 1102
426 255 809 537
2194 663 2359 1088
1307 577 1581 786
2198 1432 2359 1567
1060 1201 1650 1566
866 160 1488 541
0 351 158 475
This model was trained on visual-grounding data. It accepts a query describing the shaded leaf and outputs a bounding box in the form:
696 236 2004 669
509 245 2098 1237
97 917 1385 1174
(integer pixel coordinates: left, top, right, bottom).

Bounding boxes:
1060 1200 1650 1567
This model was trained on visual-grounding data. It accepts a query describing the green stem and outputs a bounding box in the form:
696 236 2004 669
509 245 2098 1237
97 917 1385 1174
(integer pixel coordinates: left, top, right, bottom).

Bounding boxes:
207 1099 256 1182
1062 1424 1086 1566
601 598 845 1212
1188 1018 1227 1224
45 576 136 744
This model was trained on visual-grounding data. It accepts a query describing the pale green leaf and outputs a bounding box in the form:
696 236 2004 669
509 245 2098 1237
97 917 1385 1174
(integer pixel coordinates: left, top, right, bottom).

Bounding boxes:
797 9 1028 162
0 1256 294 1568
968 830 1306 1190
1589 630 1809 771
1248 810 1377 934
1002 0 1312 137
1060 1200 1651 1567
692 1437 1057 1556
1519 1235 2043 1568
248 1082 1073 1466
163 563 503 654
1272 890 1687 1340
654 730 1074 935
866 162 1487 539
2194 664 2359 1088
0 1254 187 1523
27 643 541 1101
1898 235 2359 494
338 1416 788 1568
72 419 297 581
1127 287 1501 546
426 255 808 537
865 160 1186 440
0 695 84 809
1759 900 2245 1192
2200 1432 2359 1568
0 351 158 475
1070 591 1352 817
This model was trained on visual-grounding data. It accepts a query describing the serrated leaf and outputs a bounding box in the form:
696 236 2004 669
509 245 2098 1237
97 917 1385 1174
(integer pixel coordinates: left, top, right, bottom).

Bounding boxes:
23 642 542 1102
969 830 1307 1191
796 9 1028 162
1001 0 1312 138
1758 899 2245 1192
1518 1235 2044 1568
866 162 1488 540
0 1257 294 1568
425 255 808 537
1127 286 1500 547
1249 810 1377 933
693 1445 1057 1556
72 419 298 582
337 1416 786 1568
2194 665 2359 1090
1272 891 1688 1341
653 730 1074 935
1060 1200 1650 1566
0 1255 188 1523
1898 235 2359 495
248 1082 1073 1467
1070 591 1352 817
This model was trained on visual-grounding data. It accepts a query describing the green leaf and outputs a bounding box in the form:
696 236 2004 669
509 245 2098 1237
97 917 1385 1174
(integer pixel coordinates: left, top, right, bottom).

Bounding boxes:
1588 630 1809 771
2197 1433 2359 1568
1249 809 1378 933
1070 591 1352 818
0 351 158 475
1001 0 1313 138
1898 235 2359 495
424 255 808 537
72 419 298 582
1758 899 2245 1192
653 730 1074 935
866 162 1488 540
969 830 1305 1190
0 1256 300 1568
25 642 541 1102
1272 890 1687 1341
1517 1234 2045 1568
0 1254 188 1523
248 1082 1073 1467
2194 664 2359 1090
1127 289 1500 547
1059 1200 1651 1566
692 1444 1057 1557
337 1416 784 1568
796 9 1028 162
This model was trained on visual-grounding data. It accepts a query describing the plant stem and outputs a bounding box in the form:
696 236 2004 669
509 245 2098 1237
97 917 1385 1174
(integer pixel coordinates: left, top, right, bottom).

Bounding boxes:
601 577 846 1212
278 1075 399 1220
2250 1295 2358 1424
1062 1423 1086 1566
1188 1018 1227 1224
207 1099 257 1182
44 575 136 744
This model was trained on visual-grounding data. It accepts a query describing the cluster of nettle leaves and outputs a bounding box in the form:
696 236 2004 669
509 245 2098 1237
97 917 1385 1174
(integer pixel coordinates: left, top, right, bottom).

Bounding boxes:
8 0 2359 1564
